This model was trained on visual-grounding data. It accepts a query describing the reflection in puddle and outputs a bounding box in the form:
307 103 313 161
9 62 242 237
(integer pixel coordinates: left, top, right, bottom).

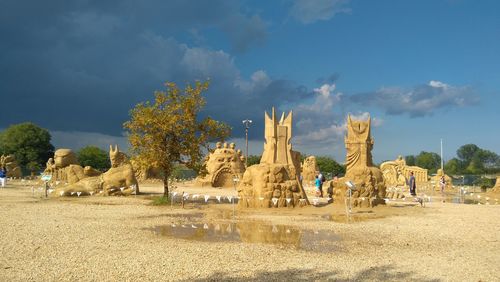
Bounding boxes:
151 221 340 252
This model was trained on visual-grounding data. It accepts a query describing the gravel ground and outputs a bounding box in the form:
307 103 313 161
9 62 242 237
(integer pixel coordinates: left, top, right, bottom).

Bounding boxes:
0 180 499 281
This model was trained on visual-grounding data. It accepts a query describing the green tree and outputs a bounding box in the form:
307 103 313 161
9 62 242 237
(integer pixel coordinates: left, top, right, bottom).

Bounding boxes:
124 81 230 196
315 156 345 177
444 158 463 175
415 151 441 174
405 155 416 166
457 144 480 164
0 122 54 171
246 155 261 166
77 146 111 171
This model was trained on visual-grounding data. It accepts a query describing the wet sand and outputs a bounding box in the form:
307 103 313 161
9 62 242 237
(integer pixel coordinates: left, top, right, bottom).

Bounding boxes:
0 180 499 281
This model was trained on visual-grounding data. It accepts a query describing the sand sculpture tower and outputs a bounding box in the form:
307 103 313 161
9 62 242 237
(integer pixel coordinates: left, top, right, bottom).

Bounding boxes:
333 114 386 207
238 108 307 208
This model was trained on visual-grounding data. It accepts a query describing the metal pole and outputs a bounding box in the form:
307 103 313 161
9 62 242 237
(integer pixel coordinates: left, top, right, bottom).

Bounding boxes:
245 127 249 167
440 138 444 171
242 119 252 167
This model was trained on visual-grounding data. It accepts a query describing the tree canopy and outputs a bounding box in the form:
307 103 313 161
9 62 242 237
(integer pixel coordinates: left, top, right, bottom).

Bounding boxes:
124 81 230 195
315 156 345 177
0 122 54 172
446 144 499 175
77 146 111 171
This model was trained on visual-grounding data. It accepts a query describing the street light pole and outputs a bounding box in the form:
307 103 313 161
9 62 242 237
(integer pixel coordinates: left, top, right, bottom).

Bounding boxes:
242 119 252 167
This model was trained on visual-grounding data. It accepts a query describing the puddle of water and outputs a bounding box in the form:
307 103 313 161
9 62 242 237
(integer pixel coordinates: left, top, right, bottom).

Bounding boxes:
150 221 340 252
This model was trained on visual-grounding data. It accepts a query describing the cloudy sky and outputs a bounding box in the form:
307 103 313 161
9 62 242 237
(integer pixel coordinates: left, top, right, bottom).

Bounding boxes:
1 0 499 163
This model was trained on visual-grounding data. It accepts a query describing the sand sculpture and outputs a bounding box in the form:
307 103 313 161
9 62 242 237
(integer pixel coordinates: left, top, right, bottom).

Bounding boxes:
196 142 246 188
431 169 452 191
332 114 386 207
0 154 22 178
44 149 100 184
53 145 138 196
491 176 500 193
238 108 308 208
301 156 319 184
380 155 428 187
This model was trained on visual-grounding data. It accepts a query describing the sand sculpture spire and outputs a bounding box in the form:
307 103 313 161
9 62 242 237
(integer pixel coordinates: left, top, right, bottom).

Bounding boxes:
261 107 293 165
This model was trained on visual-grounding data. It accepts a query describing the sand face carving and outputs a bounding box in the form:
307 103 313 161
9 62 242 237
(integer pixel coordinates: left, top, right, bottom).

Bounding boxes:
0 154 22 178
53 145 138 196
238 108 308 208
380 155 428 187
302 156 319 184
332 114 386 207
196 142 246 188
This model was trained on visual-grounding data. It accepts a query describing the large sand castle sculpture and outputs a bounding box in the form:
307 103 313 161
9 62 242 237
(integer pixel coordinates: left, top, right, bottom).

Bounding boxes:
380 155 428 187
238 108 308 208
430 169 452 191
302 156 319 183
332 114 386 207
0 154 22 178
196 142 246 188
52 145 138 196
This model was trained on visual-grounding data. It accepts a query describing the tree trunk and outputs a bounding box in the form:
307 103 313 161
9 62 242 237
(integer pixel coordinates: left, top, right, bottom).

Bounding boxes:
163 169 170 196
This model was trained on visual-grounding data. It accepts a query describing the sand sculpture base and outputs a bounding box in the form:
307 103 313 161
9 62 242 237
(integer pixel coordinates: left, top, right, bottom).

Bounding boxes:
238 163 307 208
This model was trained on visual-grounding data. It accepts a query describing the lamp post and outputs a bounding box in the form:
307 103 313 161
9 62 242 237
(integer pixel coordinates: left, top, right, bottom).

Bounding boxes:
242 119 252 167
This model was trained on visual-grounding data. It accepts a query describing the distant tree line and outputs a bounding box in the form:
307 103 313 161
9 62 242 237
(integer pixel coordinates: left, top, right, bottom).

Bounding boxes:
405 144 500 175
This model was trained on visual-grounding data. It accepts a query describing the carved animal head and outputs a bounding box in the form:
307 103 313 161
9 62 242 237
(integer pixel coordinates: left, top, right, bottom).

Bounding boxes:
109 145 128 168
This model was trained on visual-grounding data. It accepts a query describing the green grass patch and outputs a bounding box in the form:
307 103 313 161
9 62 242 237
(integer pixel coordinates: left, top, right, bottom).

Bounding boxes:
150 195 171 206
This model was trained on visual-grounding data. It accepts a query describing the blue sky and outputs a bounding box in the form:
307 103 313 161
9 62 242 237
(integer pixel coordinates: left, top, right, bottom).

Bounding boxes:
1 0 499 163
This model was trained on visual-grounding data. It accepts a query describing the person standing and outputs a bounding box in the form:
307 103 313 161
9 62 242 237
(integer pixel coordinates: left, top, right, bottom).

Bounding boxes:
439 175 446 200
315 175 322 197
318 171 325 197
408 171 416 196
0 167 7 188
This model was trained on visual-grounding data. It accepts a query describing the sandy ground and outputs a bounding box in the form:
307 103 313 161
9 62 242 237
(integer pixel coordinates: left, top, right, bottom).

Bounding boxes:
0 180 499 281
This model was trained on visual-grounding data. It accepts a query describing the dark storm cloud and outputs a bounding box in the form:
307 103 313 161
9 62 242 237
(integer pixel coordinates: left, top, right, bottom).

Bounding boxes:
0 0 294 140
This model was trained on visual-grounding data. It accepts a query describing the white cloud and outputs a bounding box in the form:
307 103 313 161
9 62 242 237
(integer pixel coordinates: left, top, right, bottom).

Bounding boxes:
290 0 351 24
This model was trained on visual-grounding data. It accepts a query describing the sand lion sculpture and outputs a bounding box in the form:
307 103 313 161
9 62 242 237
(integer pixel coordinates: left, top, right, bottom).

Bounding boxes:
196 142 246 188
238 108 308 208
50 145 138 196
332 114 386 207
0 154 22 178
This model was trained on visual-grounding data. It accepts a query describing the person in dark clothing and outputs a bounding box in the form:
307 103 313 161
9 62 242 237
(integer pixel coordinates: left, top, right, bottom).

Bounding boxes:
408 171 416 196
